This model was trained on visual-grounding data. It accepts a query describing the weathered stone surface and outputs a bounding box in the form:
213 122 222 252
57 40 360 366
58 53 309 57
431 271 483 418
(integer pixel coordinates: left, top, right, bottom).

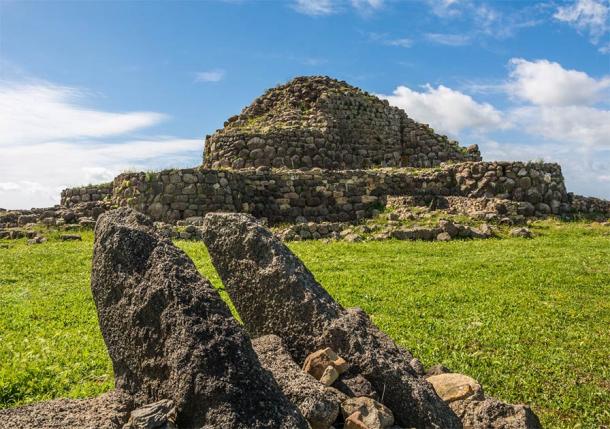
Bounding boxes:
425 364 451 378
122 399 176 429
303 348 349 380
341 397 395 429
427 373 483 403
202 212 343 358
427 373 542 428
510 227 533 238
201 212 461 428
203 76 480 170
91 208 307 428
334 374 379 400
450 397 542 429
0 390 133 429
252 335 345 429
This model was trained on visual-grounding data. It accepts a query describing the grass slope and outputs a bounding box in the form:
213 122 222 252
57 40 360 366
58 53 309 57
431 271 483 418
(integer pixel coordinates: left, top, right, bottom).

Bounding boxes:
1 221 609 427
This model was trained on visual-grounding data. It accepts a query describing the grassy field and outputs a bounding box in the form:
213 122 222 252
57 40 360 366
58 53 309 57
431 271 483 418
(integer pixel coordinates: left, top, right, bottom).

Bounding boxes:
1 221 609 427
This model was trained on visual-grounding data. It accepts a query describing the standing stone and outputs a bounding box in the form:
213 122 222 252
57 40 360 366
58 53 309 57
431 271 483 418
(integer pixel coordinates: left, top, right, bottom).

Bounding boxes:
91 208 307 429
201 212 460 428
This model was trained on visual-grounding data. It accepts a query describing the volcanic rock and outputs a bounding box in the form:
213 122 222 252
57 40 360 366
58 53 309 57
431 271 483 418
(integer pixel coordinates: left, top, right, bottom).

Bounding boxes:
91 208 307 429
252 334 346 429
201 212 460 428
0 390 133 429
341 397 394 429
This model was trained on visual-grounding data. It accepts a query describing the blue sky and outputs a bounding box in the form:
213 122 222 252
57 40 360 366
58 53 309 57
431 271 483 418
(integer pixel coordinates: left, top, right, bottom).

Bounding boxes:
1 0 609 208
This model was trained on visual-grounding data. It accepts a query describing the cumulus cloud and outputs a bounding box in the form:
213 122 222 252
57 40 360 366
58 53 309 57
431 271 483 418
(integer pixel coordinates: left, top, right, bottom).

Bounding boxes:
379 84 504 135
0 82 166 146
510 105 610 147
506 58 610 106
554 0 609 42
194 69 226 82
379 58 610 198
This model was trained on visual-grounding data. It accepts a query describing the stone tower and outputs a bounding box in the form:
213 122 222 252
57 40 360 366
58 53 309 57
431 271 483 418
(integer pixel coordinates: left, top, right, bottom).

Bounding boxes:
203 76 480 170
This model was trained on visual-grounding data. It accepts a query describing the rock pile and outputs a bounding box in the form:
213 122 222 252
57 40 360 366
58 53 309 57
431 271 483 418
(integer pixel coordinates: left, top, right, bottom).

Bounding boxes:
0 201 109 240
201 212 541 428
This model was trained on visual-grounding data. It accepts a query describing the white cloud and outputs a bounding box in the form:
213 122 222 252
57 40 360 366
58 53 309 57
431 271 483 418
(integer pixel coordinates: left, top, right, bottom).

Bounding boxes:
194 69 226 83
554 0 609 42
425 33 471 46
0 139 201 209
507 58 610 106
510 105 610 147
379 84 504 135
426 1 544 40
351 0 384 14
293 0 383 16
293 0 336 15
385 38 413 48
0 78 200 209
0 82 165 146
427 0 464 17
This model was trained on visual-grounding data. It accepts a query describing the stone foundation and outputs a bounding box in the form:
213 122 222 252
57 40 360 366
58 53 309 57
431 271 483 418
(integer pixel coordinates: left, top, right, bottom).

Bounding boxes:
99 161 570 225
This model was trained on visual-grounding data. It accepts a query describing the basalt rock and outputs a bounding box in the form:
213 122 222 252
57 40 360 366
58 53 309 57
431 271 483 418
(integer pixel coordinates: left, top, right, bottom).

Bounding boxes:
252 334 346 429
201 212 461 428
91 208 307 429
426 373 541 429
0 390 133 429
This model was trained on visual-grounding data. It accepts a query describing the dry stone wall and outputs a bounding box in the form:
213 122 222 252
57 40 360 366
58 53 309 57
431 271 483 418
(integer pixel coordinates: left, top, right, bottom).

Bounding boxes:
104 161 570 224
60 183 112 207
203 76 481 170
569 194 610 216
451 162 569 215
111 167 455 224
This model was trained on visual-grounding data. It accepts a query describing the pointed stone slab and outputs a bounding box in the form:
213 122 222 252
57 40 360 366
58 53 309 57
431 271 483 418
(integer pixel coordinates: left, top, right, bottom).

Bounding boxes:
91 208 307 429
201 212 460 428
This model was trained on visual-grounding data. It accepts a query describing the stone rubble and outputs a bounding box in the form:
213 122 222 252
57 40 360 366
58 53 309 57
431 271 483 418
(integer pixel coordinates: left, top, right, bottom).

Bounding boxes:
426 372 541 429
341 397 395 429
201 212 462 428
201 212 543 429
252 335 346 429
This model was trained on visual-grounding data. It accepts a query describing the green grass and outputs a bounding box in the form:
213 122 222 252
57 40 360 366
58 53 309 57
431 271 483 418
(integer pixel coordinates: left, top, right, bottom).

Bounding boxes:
1 221 609 427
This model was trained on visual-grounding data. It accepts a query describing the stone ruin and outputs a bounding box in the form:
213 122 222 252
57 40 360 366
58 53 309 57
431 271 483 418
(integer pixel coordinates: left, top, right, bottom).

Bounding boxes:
203 76 481 170
1 75 609 244
0 208 543 428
